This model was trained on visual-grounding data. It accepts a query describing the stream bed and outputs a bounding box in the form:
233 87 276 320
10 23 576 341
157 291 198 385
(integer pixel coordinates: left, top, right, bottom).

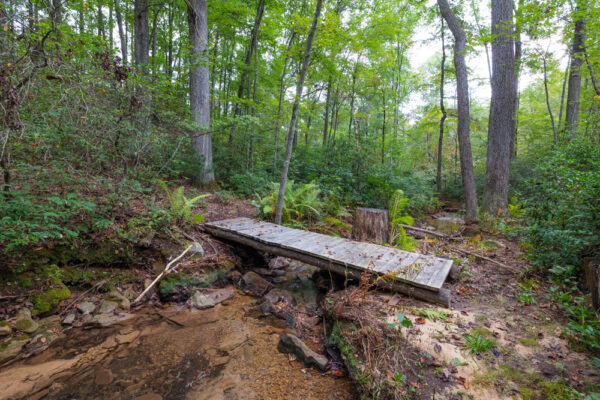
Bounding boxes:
0 263 357 400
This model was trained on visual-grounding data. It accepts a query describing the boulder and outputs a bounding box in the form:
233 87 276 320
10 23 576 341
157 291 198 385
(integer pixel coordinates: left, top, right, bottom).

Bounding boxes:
241 271 272 296
277 334 328 371
87 313 134 328
268 257 292 270
15 309 38 333
106 291 131 311
203 287 235 305
77 301 96 315
62 314 75 325
0 337 29 363
226 270 243 285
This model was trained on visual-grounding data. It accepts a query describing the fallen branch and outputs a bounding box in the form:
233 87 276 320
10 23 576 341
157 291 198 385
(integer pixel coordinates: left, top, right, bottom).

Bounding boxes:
133 243 203 304
452 247 520 273
402 224 449 239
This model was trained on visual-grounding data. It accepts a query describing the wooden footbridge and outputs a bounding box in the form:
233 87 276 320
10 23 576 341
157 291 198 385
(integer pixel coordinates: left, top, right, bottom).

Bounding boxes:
204 218 454 306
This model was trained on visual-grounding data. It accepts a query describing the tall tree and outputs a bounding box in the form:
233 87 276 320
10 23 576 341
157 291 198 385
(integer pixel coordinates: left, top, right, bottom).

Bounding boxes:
134 0 149 67
437 0 479 223
436 17 447 195
188 0 214 185
275 0 323 225
565 0 585 136
483 0 516 214
114 0 127 63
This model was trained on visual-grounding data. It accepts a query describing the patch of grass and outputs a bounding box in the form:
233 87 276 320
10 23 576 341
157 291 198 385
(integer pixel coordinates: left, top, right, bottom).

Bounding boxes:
519 337 540 347
464 332 495 354
412 307 453 322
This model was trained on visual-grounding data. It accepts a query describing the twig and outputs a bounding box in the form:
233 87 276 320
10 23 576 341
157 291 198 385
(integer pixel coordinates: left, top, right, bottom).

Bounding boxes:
133 244 198 304
402 224 449 238
452 247 520 273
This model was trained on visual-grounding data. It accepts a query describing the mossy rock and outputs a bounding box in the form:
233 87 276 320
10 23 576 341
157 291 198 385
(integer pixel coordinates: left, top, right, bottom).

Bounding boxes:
31 286 71 316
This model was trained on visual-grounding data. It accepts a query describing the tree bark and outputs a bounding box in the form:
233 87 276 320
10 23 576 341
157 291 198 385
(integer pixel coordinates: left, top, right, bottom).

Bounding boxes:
348 60 359 141
558 53 571 134
437 17 447 195
353 208 390 244
511 0 523 159
134 0 149 67
483 0 516 214
188 0 214 185
97 0 105 39
437 0 479 223
323 76 332 145
542 55 557 144
565 0 585 137
275 0 323 225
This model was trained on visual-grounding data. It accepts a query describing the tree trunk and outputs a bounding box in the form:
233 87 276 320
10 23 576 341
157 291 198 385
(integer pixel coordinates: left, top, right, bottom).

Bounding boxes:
275 0 323 225
584 258 600 311
558 53 571 135
134 0 149 67
483 0 516 214
97 0 105 39
542 55 557 144
381 90 386 164
114 0 127 63
166 3 174 76
348 61 358 140
353 208 390 244
565 0 585 137
511 0 523 159
188 0 214 185
323 76 332 145
437 17 447 195
437 0 479 223
273 30 297 174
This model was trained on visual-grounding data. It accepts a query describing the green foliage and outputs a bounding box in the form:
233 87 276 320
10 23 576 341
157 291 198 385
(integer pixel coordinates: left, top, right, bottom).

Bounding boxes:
389 190 417 251
256 180 323 226
464 332 495 354
157 180 209 224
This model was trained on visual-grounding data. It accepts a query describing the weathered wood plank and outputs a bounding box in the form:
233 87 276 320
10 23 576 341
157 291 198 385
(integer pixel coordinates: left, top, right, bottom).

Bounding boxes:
203 218 453 301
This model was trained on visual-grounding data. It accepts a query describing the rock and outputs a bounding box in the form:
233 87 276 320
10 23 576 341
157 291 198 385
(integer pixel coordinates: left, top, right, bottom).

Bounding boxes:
226 270 243 285
115 330 140 344
253 268 280 277
241 271 272 296
264 288 294 305
105 291 131 311
0 337 29 363
77 301 96 315
190 292 215 310
203 287 235 305
15 310 38 333
277 334 328 371
95 368 113 385
38 315 61 329
132 393 162 400
26 329 62 352
62 314 75 325
268 257 292 270
99 300 118 314
158 273 207 303
88 313 134 328
0 322 11 336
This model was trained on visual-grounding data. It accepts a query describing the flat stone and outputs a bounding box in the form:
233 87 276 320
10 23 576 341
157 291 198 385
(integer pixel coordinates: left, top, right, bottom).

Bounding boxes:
190 292 215 310
115 330 140 344
16 308 32 319
99 300 119 314
38 315 61 329
268 257 292 270
0 338 29 363
277 334 328 371
62 314 76 325
242 271 272 296
88 313 134 328
203 287 235 305
77 301 96 315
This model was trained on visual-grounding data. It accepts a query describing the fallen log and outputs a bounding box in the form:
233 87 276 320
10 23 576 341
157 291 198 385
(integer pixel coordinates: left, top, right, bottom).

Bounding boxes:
452 247 519 273
402 224 449 239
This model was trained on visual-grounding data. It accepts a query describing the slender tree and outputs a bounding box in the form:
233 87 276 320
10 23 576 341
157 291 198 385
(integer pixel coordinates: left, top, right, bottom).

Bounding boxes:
565 0 585 136
437 0 479 223
275 0 323 225
483 0 516 214
188 0 214 185
436 17 447 195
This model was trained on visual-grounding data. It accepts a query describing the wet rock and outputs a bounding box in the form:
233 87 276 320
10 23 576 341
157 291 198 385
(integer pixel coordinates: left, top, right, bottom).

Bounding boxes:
26 329 62 351
15 309 38 333
115 330 140 344
241 271 272 296
0 337 29 363
62 314 75 325
88 313 134 328
226 270 243 285
268 257 292 270
95 368 113 385
77 301 96 315
0 322 11 336
277 334 328 371
253 268 284 277
264 288 294 306
158 273 207 303
190 292 215 310
106 291 131 311
99 300 118 314
38 315 61 330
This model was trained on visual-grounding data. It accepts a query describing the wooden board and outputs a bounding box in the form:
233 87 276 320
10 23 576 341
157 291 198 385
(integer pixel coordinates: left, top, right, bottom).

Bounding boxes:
205 218 453 294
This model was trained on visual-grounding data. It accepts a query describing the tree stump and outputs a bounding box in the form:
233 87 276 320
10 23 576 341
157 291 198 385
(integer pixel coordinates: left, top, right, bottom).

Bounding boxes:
584 258 600 311
352 208 390 244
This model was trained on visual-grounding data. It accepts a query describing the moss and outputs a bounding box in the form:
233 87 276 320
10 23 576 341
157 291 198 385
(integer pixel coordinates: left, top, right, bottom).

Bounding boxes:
519 337 540 347
17 276 33 288
31 286 71 316
159 274 206 294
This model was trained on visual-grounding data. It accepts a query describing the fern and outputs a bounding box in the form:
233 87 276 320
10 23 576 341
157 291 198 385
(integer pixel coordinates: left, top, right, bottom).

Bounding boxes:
256 180 323 224
389 190 417 251
157 180 209 224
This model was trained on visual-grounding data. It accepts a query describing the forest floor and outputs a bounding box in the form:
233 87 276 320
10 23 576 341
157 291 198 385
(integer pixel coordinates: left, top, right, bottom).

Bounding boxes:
0 189 599 399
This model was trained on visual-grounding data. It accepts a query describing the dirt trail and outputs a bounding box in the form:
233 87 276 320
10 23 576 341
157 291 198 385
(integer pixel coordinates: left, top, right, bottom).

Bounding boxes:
0 292 356 400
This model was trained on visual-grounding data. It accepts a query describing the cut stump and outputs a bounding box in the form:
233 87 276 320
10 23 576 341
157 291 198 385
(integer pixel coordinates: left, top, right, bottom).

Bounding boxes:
352 208 390 244
584 258 600 311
